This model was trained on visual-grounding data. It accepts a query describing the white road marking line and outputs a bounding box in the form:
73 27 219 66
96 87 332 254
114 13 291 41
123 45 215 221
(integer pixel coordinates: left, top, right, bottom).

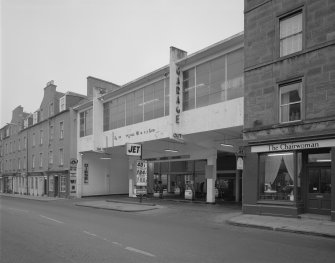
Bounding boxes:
39 215 64 224
83 230 97 237
112 241 123 246
8 207 29 213
125 246 156 257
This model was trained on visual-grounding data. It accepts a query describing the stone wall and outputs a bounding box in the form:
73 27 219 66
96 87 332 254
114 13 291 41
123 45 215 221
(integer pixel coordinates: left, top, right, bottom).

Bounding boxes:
244 0 335 135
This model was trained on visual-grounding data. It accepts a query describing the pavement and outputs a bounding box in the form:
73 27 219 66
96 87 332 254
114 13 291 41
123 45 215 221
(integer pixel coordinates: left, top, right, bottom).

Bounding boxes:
1 193 335 239
0 193 62 201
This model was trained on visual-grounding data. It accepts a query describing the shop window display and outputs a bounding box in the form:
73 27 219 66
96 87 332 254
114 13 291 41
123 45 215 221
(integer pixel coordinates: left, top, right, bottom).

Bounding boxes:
259 152 302 201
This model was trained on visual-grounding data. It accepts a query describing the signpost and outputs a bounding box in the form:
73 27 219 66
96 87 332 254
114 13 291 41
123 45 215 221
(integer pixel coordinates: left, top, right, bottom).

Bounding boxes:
126 143 147 202
69 158 78 196
135 159 147 202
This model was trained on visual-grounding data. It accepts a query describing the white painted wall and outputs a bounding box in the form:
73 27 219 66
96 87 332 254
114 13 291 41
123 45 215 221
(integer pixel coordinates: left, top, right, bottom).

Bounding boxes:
78 135 94 152
103 116 171 146
180 97 243 134
82 153 128 196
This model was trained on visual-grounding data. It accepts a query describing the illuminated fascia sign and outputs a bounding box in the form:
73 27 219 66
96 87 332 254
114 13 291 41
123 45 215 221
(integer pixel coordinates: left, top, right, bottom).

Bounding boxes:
126 143 142 156
251 139 335 153
175 67 181 124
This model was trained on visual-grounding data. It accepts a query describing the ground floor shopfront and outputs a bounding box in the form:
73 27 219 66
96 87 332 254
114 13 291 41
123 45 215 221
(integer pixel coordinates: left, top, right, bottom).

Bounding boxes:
131 153 242 203
0 174 16 194
243 138 335 221
1 171 71 198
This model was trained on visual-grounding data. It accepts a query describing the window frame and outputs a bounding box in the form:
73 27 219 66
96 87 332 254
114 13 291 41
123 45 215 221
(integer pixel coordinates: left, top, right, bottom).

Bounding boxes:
257 151 301 202
182 48 244 111
60 175 66 192
39 152 43 168
59 96 66 112
49 125 54 142
278 79 303 124
40 130 43 145
32 132 36 147
277 6 305 58
59 121 64 139
59 148 64 166
80 108 93 137
49 150 53 165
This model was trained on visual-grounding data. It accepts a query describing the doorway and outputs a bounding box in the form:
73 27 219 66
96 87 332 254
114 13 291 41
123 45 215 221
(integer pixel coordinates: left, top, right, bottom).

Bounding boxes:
54 175 59 197
307 166 331 215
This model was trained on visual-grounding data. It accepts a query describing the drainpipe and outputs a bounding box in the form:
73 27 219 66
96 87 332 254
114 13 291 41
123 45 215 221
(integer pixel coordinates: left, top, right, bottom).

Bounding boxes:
26 129 29 195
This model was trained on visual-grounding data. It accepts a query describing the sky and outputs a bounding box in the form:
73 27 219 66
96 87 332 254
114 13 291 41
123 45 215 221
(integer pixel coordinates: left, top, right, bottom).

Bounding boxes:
0 0 244 126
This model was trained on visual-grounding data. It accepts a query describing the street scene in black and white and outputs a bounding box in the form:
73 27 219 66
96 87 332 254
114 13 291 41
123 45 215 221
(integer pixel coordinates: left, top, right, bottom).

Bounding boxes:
1 0 335 262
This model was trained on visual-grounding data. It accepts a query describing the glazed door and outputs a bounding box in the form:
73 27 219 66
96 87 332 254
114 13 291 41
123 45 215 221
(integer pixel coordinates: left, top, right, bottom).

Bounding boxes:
307 166 331 215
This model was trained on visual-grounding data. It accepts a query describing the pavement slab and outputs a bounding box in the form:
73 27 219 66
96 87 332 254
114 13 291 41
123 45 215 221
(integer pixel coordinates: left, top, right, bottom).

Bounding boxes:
227 213 335 239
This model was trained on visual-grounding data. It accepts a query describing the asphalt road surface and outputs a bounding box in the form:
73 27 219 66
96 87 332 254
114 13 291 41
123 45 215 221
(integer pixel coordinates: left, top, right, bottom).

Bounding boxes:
1 196 334 263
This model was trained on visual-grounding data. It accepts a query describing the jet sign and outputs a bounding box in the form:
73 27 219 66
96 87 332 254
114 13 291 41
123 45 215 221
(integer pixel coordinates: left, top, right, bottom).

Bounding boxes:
126 143 142 156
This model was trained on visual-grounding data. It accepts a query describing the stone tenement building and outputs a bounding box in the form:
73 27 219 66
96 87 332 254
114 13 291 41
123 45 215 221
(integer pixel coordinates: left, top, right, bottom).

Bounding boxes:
243 0 335 220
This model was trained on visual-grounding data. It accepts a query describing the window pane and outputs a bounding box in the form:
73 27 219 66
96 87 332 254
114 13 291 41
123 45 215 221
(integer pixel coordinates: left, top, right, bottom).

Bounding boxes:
110 101 117 129
154 80 164 118
280 103 301 122
144 84 154 121
280 12 302 39
210 55 226 104
280 82 301 122
183 69 195 111
280 12 302 56
320 168 331 194
280 33 302 56
134 89 143 124
164 78 169 116
308 153 331 163
309 168 320 193
259 153 295 201
126 93 134 126
80 112 85 137
196 63 210 108
227 49 244 100
116 97 125 128
103 103 110 131
86 109 93 135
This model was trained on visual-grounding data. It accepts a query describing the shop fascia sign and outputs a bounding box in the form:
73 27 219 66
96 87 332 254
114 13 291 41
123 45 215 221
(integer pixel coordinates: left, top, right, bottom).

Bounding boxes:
126 143 142 156
251 139 335 153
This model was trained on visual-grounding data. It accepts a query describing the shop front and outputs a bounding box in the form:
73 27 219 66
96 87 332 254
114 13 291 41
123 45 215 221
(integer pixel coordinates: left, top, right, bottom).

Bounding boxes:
3 175 13 193
243 138 335 221
47 171 69 198
0 176 3 193
149 160 207 201
147 153 241 203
